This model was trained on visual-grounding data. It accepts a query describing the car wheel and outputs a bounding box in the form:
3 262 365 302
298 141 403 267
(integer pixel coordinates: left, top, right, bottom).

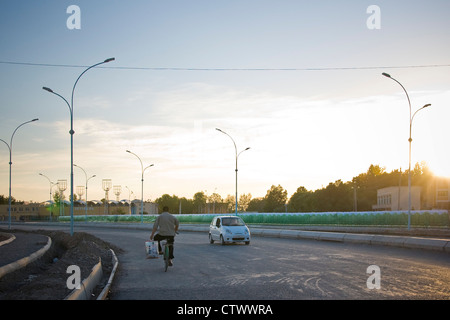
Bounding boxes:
220 234 226 245
209 233 214 244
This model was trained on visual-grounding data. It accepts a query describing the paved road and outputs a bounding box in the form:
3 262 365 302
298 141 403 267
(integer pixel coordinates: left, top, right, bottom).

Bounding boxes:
0 232 49 266
4 223 450 300
72 226 450 300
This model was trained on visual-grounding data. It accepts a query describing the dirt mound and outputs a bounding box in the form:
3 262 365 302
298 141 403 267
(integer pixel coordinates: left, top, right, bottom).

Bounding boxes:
0 230 122 300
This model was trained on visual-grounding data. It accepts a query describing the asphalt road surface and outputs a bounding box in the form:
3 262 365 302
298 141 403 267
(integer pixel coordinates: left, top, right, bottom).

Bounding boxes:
68 225 450 300
8 224 450 300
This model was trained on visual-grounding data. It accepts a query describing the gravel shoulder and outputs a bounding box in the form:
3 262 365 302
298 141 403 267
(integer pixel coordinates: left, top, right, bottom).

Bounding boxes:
0 229 122 300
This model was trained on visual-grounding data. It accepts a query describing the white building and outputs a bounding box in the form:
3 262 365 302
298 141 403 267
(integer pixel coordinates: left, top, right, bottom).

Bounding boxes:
373 186 421 211
130 200 158 215
434 177 450 210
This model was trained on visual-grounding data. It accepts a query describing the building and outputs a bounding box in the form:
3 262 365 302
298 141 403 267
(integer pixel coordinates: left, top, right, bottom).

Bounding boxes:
432 177 450 210
130 200 158 215
373 186 421 211
373 176 450 211
0 203 42 221
0 200 159 221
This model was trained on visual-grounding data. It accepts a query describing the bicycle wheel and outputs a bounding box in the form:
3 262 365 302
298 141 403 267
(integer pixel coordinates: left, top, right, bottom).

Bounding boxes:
164 244 169 272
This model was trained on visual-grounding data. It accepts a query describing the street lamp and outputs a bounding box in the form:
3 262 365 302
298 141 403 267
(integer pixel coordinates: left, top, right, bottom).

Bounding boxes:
382 73 431 230
57 179 67 216
216 128 250 215
0 118 39 229
39 173 57 221
126 150 154 223
43 57 115 235
74 164 96 222
125 186 134 215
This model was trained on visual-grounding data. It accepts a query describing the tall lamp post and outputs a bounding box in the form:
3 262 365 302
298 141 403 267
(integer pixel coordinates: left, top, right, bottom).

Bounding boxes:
125 186 134 215
74 164 96 222
126 150 154 223
0 118 39 229
39 173 56 221
57 179 67 216
382 73 431 230
43 57 115 235
216 128 250 215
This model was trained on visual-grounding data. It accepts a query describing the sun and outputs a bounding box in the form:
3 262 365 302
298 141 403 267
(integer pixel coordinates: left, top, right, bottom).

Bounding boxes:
429 160 450 178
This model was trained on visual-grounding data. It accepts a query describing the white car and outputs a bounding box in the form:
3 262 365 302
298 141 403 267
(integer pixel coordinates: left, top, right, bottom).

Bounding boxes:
209 215 251 245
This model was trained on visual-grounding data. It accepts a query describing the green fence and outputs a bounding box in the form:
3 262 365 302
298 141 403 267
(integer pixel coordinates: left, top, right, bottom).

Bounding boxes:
59 210 449 228
239 211 449 227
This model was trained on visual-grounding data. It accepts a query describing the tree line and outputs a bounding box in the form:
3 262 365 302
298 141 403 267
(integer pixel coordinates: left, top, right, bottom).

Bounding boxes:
249 162 434 213
154 162 435 214
0 195 19 205
1 162 436 214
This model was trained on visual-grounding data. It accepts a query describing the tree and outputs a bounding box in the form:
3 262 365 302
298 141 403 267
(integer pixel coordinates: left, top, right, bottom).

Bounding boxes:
179 197 194 214
224 194 235 212
288 186 315 212
412 161 433 188
193 191 207 213
367 164 386 176
314 180 353 212
263 185 287 212
247 197 265 212
239 193 252 212
155 194 180 213
0 195 13 205
208 192 223 205
53 192 66 205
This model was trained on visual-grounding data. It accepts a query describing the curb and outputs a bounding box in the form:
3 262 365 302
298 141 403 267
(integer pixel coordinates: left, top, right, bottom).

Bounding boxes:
0 232 16 247
179 225 450 254
254 228 450 253
7 222 448 254
0 228 118 300
0 236 52 279
97 249 119 300
65 249 119 300
65 258 103 300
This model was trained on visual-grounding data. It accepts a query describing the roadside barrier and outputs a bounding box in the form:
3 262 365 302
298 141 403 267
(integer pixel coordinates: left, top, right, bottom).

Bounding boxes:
59 210 449 228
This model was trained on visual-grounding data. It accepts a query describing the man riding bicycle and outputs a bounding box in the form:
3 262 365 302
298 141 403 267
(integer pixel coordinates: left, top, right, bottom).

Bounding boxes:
150 206 179 266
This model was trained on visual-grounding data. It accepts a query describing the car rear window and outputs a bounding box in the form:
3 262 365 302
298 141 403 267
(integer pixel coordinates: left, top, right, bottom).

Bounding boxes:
222 217 245 226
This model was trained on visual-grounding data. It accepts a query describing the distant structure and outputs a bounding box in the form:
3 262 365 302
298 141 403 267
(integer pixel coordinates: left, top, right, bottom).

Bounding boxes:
373 186 421 211
102 179 112 214
57 179 67 216
114 185 122 202
76 186 84 202
373 176 450 211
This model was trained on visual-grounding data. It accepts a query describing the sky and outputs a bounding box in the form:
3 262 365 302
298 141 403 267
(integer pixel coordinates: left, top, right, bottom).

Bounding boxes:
0 0 449 204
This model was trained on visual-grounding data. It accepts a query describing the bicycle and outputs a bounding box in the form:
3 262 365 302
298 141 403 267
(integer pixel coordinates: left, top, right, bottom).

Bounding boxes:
160 232 178 272
161 239 173 272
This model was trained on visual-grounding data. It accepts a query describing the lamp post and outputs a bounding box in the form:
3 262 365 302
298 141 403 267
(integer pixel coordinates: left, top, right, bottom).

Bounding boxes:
215 128 250 215
125 186 133 215
43 57 115 235
57 179 67 216
0 119 39 229
39 173 56 221
74 164 95 222
126 150 154 223
382 73 431 230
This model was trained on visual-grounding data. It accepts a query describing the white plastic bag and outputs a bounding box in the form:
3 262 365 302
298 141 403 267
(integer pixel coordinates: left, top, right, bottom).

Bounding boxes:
145 241 159 259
